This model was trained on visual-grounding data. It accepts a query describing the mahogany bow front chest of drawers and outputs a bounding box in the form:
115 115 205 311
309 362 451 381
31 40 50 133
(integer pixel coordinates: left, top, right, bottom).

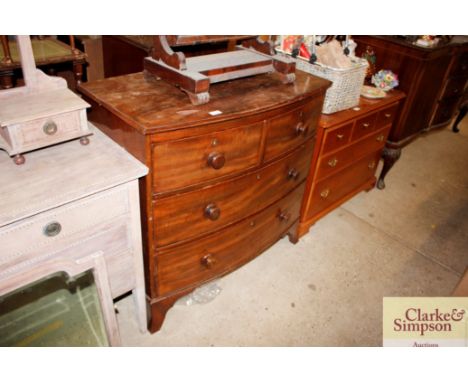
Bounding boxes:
78 71 330 332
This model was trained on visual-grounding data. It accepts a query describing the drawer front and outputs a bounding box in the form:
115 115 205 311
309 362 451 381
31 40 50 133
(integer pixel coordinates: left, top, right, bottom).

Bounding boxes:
264 96 322 161
154 139 314 247
351 112 378 141
155 184 305 296
316 126 389 181
321 122 353 155
375 103 399 129
152 122 263 193
12 110 87 152
0 185 130 258
441 77 467 100
308 152 380 218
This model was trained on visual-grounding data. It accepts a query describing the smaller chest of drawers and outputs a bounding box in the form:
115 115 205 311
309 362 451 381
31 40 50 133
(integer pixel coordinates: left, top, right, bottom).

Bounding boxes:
298 90 405 237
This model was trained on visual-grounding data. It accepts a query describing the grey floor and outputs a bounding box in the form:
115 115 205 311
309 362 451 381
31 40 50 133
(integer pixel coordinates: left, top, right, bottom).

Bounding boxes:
116 119 468 346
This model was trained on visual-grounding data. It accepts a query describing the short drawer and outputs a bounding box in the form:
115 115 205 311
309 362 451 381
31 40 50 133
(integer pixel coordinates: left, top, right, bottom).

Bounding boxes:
375 103 399 129
321 122 353 155
316 126 389 181
441 77 467 100
264 96 322 161
10 109 87 152
307 151 380 218
0 185 130 259
154 138 314 247
155 184 305 296
152 122 263 193
351 112 378 141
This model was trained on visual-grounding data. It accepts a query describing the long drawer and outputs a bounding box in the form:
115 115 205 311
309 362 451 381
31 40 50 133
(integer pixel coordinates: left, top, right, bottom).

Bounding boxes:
316 125 389 181
307 151 380 218
152 121 263 193
153 138 314 247
155 184 305 296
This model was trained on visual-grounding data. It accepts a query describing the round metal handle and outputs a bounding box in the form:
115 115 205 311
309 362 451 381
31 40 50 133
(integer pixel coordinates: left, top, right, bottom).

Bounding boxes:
43 221 62 237
336 133 345 140
384 113 392 118
320 189 330 199
207 152 225 170
368 161 376 169
295 122 307 136
376 134 385 142
362 122 371 128
201 254 216 269
43 121 58 136
328 158 338 167
288 168 300 180
277 210 291 222
204 203 221 221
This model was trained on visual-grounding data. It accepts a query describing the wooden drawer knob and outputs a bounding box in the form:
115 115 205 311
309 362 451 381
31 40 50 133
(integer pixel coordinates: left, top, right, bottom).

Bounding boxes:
207 152 225 170
201 254 216 269
295 122 307 136
204 203 221 221
376 134 385 142
43 121 58 136
328 157 338 168
277 210 291 222
43 221 62 237
320 189 330 199
288 168 300 180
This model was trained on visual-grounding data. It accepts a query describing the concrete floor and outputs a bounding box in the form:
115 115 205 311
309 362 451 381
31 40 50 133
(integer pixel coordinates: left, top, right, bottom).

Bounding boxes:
116 119 468 346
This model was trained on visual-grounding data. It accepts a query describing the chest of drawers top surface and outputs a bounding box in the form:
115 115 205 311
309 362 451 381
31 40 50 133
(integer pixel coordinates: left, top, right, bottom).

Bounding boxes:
0 124 148 227
318 90 406 129
78 71 330 134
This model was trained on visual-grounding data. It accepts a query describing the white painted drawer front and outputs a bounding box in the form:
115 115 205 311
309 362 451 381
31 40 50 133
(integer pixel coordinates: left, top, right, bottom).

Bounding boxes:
11 109 87 152
0 184 129 259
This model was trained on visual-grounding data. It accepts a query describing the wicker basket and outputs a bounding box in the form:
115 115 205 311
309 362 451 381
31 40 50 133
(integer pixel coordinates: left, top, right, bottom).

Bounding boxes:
294 56 368 114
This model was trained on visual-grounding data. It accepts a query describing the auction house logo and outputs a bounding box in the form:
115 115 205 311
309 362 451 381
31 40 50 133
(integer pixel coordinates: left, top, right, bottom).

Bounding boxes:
383 297 468 347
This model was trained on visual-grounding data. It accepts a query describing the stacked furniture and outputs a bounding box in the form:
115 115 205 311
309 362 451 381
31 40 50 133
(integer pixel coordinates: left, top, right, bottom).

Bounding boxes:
299 91 405 236
78 70 330 332
354 36 468 188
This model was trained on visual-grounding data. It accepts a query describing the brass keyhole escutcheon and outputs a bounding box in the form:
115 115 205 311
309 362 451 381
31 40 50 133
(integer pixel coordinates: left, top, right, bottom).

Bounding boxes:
336 134 345 140
328 158 338 168
376 135 385 142
368 161 376 169
43 221 62 237
362 122 370 129
43 121 58 136
201 254 216 269
320 189 330 199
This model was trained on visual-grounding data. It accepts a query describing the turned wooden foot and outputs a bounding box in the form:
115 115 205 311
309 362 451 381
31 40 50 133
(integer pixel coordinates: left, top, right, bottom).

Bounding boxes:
185 91 210 106
73 61 84 86
13 154 25 165
377 146 401 190
80 136 90 145
0 71 14 89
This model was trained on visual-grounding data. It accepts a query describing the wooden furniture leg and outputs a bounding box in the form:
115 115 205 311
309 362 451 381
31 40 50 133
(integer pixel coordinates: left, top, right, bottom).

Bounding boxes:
453 104 467 133
1 35 12 64
377 146 401 190
0 70 14 89
73 61 85 85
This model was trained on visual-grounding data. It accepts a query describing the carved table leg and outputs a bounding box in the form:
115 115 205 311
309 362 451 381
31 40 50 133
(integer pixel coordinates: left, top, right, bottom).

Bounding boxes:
452 104 467 133
73 61 84 86
377 146 401 190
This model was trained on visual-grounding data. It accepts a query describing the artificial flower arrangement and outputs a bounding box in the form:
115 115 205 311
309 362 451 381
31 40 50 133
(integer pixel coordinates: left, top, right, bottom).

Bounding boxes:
371 70 399 91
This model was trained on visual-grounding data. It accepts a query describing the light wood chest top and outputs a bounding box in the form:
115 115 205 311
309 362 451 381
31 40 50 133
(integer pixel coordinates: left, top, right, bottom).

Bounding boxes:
0 123 148 227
